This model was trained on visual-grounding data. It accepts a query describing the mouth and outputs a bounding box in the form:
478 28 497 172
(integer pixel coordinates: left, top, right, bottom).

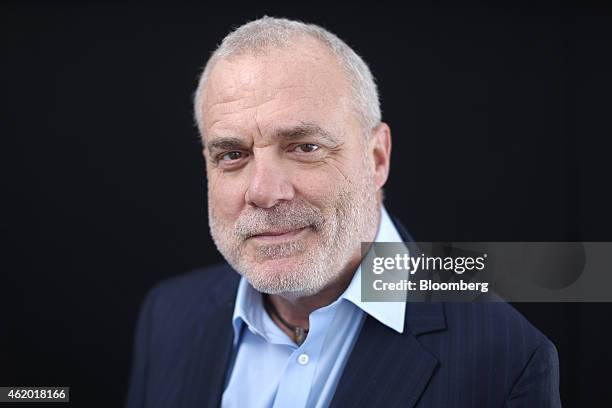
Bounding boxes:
247 226 309 243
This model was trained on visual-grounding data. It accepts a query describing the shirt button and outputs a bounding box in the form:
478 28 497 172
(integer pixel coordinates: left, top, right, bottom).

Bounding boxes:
297 353 309 365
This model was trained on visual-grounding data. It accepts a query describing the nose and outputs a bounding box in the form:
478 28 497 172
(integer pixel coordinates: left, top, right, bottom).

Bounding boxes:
245 154 295 208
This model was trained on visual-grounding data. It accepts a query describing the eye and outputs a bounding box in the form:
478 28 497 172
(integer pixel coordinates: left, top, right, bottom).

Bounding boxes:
219 151 244 161
293 143 320 153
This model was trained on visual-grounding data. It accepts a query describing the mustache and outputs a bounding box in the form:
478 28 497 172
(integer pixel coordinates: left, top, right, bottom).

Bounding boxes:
234 201 325 239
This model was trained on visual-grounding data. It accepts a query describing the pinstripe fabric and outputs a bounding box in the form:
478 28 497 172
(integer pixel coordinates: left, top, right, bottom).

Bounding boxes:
329 300 560 407
127 220 561 407
126 265 239 408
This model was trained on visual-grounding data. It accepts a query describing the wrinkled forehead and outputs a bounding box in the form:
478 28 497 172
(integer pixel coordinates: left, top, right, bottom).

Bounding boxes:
201 39 354 133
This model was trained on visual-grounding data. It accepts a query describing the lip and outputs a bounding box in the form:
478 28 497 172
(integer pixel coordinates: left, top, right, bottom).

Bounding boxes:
248 227 308 243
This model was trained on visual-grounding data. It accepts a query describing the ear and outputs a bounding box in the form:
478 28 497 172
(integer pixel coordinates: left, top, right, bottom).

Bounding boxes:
369 122 392 191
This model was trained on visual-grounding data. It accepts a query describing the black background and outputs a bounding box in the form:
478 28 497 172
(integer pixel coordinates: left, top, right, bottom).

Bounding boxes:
2 2 612 407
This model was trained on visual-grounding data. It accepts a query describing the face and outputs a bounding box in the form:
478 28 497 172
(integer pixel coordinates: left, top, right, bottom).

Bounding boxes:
200 38 391 297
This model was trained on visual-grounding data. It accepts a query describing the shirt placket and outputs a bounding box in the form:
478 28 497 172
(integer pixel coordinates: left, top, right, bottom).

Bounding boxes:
271 307 336 408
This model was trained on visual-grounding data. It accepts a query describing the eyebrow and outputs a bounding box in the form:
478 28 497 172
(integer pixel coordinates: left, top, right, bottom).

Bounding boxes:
206 122 339 153
273 122 339 146
206 137 247 153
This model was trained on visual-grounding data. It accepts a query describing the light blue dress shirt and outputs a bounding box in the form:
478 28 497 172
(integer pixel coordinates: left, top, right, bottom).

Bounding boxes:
221 206 406 408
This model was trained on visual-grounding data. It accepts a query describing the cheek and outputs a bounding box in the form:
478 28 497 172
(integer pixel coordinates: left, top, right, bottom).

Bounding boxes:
207 171 246 220
292 168 346 205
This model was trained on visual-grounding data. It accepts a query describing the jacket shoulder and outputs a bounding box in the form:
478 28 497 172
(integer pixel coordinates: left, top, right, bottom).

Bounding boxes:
127 264 239 407
440 301 557 387
149 263 238 303
141 263 239 330
443 300 550 350
410 301 560 404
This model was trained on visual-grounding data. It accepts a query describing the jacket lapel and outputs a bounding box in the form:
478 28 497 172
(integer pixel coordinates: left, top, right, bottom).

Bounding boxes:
329 302 446 408
330 215 447 407
180 270 239 408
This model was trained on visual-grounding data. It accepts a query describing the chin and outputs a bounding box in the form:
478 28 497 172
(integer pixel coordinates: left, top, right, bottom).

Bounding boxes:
252 251 307 277
242 254 324 296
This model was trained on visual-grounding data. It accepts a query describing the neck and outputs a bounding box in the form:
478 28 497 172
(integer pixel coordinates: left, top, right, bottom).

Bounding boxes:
265 242 372 340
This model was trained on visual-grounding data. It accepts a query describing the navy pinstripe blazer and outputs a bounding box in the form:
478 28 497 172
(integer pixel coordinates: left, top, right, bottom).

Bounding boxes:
127 221 561 407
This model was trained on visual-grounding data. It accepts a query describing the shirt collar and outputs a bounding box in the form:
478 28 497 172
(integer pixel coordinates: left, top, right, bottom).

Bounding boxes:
339 206 406 333
231 205 407 344
231 274 264 345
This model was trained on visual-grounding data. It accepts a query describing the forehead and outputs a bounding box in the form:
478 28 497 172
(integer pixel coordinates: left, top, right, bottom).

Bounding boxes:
201 38 353 137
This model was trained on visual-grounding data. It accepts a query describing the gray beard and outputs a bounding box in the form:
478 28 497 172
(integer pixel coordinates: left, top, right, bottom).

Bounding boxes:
208 175 380 297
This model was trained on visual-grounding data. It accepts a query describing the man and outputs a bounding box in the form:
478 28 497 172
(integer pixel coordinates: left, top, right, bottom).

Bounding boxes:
127 17 560 407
